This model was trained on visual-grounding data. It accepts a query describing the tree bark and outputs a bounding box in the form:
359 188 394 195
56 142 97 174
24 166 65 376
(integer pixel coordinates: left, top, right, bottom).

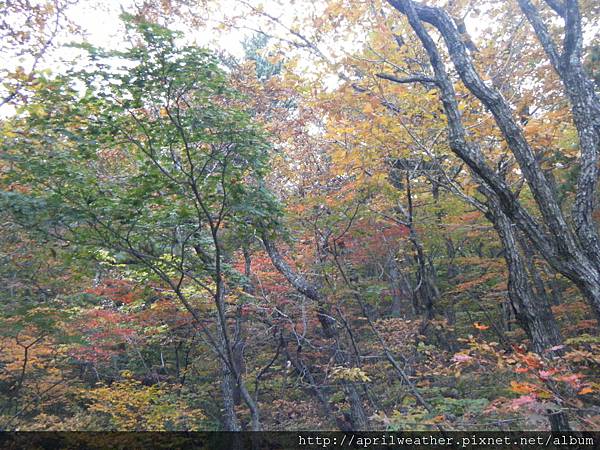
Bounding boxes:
486 194 563 354
387 0 600 324
216 312 242 431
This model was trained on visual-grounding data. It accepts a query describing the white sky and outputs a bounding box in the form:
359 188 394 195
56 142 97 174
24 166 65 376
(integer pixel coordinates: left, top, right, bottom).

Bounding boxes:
62 0 250 55
0 0 253 116
4 0 597 113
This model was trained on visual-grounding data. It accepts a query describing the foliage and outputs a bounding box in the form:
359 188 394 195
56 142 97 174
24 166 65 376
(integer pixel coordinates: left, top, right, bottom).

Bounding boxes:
84 371 205 431
0 0 599 433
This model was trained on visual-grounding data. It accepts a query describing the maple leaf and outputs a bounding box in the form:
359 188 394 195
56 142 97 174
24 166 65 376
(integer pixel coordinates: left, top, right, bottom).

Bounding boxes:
510 381 537 395
473 322 490 330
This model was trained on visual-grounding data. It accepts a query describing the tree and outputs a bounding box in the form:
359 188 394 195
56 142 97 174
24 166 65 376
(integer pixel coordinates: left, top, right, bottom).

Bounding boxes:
387 0 600 324
1 16 280 431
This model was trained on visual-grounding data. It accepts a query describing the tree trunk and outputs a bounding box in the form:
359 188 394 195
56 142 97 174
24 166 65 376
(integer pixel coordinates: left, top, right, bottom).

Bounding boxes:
486 193 563 354
485 198 569 430
261 233 369 430
216 318 242 431
231 248 253 405
214 272 261 430
386 252 414 318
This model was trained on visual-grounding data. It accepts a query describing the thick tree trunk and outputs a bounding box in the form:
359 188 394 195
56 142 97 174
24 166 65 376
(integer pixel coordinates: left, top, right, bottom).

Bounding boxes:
220 372 240 430
344 381 369 430
487 198 563 354
488 196 570 430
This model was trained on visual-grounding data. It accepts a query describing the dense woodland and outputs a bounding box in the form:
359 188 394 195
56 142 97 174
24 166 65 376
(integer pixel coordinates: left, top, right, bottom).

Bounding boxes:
0 0 599 432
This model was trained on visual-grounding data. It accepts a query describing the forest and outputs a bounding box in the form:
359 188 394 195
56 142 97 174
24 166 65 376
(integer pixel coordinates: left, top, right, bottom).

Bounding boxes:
0 0 599 434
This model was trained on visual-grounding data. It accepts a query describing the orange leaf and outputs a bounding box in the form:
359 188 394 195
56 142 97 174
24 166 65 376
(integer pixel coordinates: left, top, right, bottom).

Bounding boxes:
578 387 593 395
510 381 536 395
521 354 542 369
473 322 490 330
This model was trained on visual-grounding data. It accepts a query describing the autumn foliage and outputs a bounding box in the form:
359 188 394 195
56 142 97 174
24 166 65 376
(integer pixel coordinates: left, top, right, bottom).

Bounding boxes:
0 0 599 433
